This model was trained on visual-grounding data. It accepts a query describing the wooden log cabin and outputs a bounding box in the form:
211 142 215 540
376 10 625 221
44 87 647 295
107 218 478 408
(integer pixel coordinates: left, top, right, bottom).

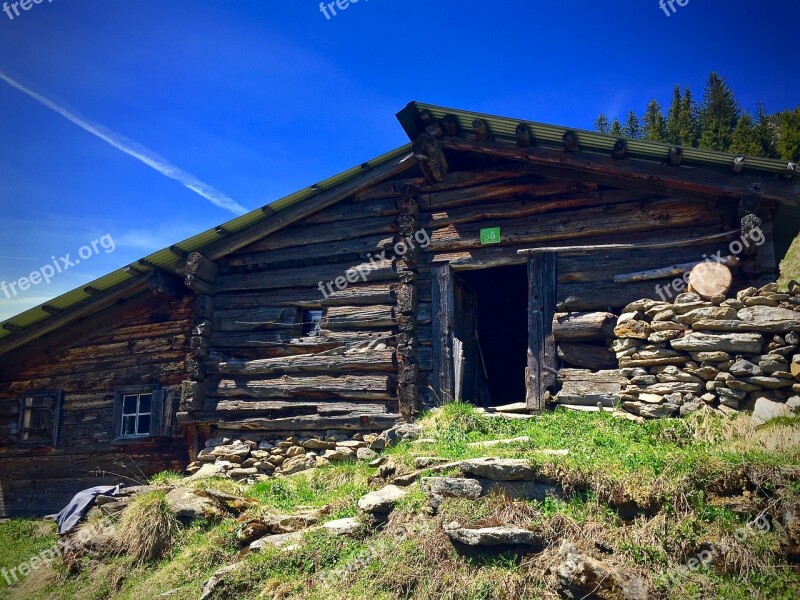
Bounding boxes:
1 102 798 515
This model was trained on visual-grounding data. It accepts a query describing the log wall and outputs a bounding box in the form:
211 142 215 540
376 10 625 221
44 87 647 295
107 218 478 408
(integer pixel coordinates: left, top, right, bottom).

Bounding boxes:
0 295 191 516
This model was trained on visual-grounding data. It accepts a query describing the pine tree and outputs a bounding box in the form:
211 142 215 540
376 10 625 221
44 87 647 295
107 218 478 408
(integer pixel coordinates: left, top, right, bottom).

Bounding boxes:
666 85 683 145
622 111 640 139
678 88 698 147
755 101 778 158
595 113 610 134
776 105 800 162
729 113 762 156
642 100 666 142
699 72 739 152
610 117 623 136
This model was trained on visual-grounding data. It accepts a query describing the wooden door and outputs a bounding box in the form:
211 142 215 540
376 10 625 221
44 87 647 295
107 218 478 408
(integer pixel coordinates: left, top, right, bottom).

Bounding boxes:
432 263 479 405
526 252 558 412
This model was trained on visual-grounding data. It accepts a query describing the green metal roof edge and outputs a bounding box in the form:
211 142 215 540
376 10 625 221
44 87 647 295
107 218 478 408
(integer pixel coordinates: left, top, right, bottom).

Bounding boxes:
398 102 797 177
0 143 413 342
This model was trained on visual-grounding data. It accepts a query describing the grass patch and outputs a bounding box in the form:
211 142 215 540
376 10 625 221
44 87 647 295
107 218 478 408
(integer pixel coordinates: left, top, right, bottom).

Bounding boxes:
0 519 57 594
779 232 800 288
248 462 373 519
115 490 180 563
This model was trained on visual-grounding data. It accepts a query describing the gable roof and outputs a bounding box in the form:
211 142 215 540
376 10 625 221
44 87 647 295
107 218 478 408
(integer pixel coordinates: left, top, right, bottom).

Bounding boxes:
2 100 798 353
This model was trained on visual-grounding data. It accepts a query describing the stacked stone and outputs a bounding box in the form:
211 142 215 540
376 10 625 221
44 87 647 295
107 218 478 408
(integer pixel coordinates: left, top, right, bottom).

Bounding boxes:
613 282 800 419
186 431 384 482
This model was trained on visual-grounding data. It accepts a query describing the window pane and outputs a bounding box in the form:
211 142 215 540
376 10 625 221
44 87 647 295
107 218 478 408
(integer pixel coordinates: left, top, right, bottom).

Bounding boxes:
27 408 52 432
138 394 152 414
122 416 136 436
137 414 150 435
122 395 137 414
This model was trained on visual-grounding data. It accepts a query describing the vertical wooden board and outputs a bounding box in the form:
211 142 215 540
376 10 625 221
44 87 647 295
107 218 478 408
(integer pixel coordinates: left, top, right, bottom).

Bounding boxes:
431 263 454 405
527 252 557 412
452 275 479 403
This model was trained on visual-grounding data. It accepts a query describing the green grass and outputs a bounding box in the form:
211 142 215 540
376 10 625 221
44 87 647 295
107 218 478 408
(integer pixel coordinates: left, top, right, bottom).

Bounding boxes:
2 403 799 599
0 520 57 596
779 232 800 288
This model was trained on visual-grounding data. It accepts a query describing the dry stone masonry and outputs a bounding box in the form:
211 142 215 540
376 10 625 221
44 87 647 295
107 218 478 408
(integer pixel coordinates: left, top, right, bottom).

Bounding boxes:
614 282 800 419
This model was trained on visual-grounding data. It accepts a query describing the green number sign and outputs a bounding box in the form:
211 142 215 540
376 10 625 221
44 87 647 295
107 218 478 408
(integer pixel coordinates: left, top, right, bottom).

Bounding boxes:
480 227 501 245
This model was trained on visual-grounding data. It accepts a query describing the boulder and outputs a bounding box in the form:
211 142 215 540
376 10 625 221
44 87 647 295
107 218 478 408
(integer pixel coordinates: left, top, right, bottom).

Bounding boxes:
459 458 535 481
443 523 543 548
165 488 221 522
357 485 408 514
186 462 229 482
554 541 648 600
377 423 425 448
752 397 793 426
356 447 378 461
280 454 316 475
322 517 363 536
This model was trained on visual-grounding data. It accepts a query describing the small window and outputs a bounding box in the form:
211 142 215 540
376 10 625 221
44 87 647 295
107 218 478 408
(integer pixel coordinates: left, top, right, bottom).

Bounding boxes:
18 390 62 448
113 385 161 442
120 392 152 437
300 309 323 337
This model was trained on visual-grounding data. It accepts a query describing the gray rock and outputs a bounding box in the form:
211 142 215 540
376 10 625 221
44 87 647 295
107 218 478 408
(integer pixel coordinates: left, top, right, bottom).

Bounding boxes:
555 542 648 600
302 439 336 450
421 477 484 500
322 448 356 462
671 332 763 354
357 485 408 514
228 467 259 478
730 359 763 377
737 306 800 333
413 457 450 469
186 462 229 482
356 447 378 461
444 524 542 548
680 401 705 416
459 457 535 481
165 488 221 521
250 530 313 552
752 397 793 426
676 306 738 325
280 454 316 475
638 403 679 419
378 423 425 448
322 517 363 536
204 437 231 449
745 376 795 389
786 396 800 410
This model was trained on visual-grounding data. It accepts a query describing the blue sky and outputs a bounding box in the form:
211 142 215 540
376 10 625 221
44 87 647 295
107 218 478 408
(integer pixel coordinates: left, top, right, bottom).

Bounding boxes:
0 0 798 320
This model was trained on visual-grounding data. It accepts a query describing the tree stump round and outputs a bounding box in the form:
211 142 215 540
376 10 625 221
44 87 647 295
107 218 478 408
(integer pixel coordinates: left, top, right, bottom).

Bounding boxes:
687 262 733 300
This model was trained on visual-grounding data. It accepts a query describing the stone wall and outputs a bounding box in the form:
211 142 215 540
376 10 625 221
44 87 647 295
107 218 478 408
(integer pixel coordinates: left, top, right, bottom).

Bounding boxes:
612 282 800 419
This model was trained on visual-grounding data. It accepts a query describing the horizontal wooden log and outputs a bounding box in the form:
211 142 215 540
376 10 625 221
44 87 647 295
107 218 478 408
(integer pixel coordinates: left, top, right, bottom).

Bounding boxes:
240 216 397 253
210 329 393 350
218 349 396 375
553 312 616 341
554 369 620 407
422 189 652 228
214 399 391 418
420 179 598 210
301 199 397 225
214 307 297 332
353 165 530 202
427 197 722 252
225 234 395 269
185 275 214 296
215 413 401 432
322 305 397 329
216 374 396 401
214 283 397 310
216 259 396 293
557 343 617 370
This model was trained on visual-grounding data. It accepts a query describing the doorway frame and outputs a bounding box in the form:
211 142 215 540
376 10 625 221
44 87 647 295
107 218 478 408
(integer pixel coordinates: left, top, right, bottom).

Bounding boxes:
431 252 557 411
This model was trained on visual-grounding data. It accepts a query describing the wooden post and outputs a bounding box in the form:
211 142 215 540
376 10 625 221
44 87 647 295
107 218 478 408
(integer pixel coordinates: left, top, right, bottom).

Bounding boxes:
526 252 557 412
432 263 454 405
395 185 421 418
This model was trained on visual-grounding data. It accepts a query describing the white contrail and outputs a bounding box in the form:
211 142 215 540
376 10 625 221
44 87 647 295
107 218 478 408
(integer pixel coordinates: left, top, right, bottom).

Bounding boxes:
0 71 248 216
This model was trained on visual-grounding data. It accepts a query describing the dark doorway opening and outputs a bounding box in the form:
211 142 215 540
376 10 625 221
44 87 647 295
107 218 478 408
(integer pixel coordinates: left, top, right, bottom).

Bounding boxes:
459 264 529 406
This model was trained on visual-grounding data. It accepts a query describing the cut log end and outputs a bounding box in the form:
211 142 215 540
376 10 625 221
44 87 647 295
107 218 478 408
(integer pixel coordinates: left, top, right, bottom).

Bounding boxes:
687 262 733 300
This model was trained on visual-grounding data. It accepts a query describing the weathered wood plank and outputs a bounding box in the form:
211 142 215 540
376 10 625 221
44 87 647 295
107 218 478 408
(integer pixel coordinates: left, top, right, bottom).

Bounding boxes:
218 349 396 375
322 305 397 329
557 343 617 370
215 413 401 432
428 198 722 252
214 283 397 310
554 369 621 407
526 252 557 412
216 374 396 401
553 312 616 342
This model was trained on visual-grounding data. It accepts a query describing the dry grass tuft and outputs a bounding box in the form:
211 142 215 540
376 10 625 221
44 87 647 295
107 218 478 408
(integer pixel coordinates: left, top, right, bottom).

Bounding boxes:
114 490 181 563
